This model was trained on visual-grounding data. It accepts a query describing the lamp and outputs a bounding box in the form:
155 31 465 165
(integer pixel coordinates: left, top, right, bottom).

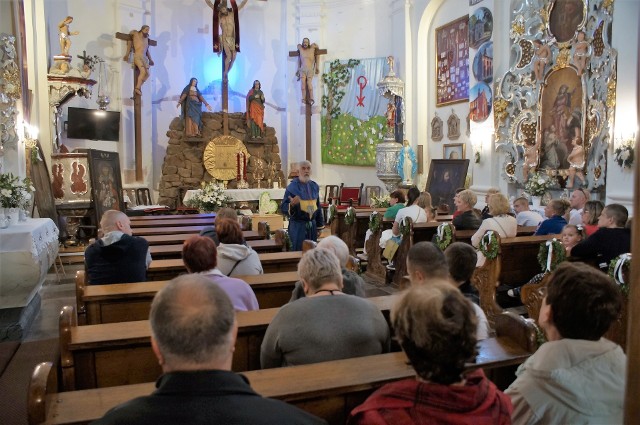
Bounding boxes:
23 122 39 163
470 132 483 163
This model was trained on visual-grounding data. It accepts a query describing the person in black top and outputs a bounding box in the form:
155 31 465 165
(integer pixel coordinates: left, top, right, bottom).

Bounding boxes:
85 210 150 284
452 189 482 230
571 203 631 270
93 274 325 425
445 242 480 305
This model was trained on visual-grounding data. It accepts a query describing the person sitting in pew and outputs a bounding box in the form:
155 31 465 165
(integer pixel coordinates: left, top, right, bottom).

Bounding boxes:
534 199 570 236
408 242 489 340
85 210 151 284
261 248 390 368
506 262 625 424
182 235 259 311
571 203 631 271
444 242 481 305
348 283 512 424
92 274 325 425
215 218 263 276
472 193 518 248
382 189 406 220
452 189 482 230
198 207 238 246
289 235 365 301
513 197 544 227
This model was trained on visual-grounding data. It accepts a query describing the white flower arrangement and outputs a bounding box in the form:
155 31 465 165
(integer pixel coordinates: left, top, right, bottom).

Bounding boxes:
524 171 554 197
370 194 390 208
614 142 634 169
185 181 231 212
0 173 34 209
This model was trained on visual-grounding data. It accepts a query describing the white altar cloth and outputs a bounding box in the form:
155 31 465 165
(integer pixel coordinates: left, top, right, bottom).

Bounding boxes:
184 188 286 204
0 218 59 308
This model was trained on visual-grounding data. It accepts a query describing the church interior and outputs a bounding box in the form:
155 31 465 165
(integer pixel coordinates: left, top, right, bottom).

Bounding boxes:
1 0 640 423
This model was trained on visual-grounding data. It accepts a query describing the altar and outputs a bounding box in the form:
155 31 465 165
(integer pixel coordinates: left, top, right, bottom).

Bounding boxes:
184 188 286 211
0 218 59 340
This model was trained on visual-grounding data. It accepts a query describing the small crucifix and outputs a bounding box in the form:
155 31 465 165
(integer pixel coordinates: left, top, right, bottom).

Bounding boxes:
289 38 327 162
115 26 156 181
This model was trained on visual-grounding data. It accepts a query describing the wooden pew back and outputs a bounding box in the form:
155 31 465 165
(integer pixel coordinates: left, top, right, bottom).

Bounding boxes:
32 335 533 425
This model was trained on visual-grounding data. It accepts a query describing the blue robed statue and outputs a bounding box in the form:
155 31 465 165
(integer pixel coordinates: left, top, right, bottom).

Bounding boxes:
397 140 417 184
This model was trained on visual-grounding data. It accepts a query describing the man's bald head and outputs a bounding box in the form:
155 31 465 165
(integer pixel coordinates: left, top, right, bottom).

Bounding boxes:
100 210 132 235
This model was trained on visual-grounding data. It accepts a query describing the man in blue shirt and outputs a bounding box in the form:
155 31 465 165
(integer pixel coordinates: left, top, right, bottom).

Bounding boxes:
281 160 324 251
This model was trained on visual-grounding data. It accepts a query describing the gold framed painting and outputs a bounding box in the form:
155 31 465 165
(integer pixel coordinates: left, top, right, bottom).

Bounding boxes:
435 15 470 106
443 143 466 160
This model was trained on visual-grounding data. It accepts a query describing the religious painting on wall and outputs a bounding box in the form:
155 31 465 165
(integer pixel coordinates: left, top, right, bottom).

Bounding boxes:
549 0 586 43
494 0 614 191
435 16 469 107
88 149 124 223
539 68 584 172
425 159 470 212
320 57 388 166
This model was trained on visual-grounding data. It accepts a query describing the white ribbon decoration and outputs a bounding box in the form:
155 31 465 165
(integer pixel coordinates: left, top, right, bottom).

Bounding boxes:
437 223 446 241
481 230 494 253
613 253 631 285
545 238 556 272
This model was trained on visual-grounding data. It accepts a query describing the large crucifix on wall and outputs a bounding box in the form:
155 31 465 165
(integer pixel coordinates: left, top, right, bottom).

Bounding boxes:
289 39 327 162
115 27 156 182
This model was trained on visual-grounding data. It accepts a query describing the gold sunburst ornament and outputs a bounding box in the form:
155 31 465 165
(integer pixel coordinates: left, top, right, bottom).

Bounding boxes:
203 135 250 182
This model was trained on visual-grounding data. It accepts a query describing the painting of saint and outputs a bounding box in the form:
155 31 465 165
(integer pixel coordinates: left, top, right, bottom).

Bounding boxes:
549 0 585 43
540 67 583 171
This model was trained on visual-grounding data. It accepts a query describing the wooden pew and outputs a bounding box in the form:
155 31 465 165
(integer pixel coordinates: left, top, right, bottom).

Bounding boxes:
58 296 400 390
142 230 262 245
129 213 216 221
129 217 215 228
363 219 394 284
149 239 282 257
146 251 302 280
471 234 557 327
77 270 302 324
32 334 532 425
329 207 382 244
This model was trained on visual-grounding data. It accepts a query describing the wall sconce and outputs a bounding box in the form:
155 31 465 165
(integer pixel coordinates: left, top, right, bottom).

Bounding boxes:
23 123 39 163
470 133 483 163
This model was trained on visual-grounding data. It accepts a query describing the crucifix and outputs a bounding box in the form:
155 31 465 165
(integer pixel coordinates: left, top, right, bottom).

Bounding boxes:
289 38 327 162
116 26 156 182
206 0 249 135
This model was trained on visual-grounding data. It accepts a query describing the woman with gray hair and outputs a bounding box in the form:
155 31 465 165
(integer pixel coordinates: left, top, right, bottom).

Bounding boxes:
452 189 482 230
261 248 390 368
289 235 366 301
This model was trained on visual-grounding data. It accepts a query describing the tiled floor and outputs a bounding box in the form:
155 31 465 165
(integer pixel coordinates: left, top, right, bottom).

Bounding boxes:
23 264 79 342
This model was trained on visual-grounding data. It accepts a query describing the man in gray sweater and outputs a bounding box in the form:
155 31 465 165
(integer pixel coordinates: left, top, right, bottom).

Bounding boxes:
260 248 390 368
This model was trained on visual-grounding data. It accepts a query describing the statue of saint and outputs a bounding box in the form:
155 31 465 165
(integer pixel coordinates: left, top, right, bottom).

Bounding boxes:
58 16 79 56
246 80 265 138
177 78 212 137
397 140 417 184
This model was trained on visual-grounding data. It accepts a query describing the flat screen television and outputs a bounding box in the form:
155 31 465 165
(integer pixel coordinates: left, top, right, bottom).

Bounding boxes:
66 107 121 142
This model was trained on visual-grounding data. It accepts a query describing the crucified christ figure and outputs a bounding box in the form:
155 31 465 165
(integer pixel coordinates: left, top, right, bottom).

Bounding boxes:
206 0 248 78
122 25 154 96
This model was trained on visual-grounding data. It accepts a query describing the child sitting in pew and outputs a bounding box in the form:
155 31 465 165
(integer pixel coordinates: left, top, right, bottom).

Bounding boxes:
506 262 626 424
349 283 513 424
507 224 585 299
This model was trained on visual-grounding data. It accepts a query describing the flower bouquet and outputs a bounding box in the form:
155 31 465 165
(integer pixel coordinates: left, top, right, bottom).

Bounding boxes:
185 181 231 212
370 194 390 208
524 171 554 197
614 144 634 169
0 172 34 209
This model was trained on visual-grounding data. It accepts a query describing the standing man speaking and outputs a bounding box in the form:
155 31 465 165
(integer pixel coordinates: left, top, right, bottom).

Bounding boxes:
281 161 324 251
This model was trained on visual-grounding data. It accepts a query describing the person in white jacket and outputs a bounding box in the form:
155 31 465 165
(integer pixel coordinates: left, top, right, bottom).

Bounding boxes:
506 262 626 424
215 218 263 276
